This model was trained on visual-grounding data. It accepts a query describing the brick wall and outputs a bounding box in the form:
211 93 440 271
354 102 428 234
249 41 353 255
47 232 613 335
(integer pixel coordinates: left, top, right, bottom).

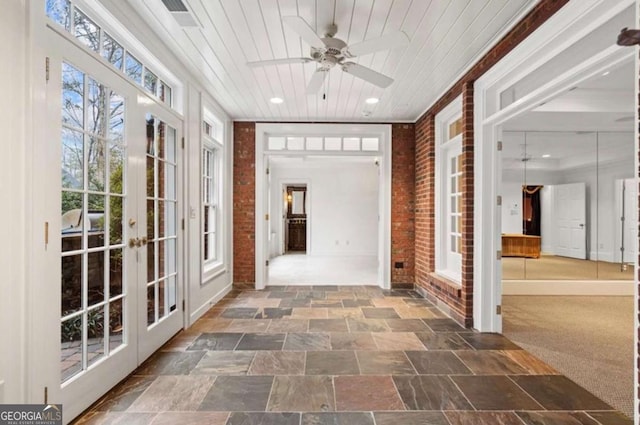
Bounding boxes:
232 123 416 287
391 123 416 286
413 0 569 327
233 122 256 285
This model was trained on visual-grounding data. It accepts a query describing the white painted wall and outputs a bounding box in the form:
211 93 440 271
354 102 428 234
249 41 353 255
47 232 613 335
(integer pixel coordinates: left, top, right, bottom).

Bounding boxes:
0 0 28 404
270 161 379 257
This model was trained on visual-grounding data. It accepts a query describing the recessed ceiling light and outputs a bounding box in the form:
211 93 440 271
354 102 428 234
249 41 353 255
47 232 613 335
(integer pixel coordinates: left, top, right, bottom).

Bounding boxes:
365 97 379 104
270 97 283 104
602 71 610 76
542 154 551 158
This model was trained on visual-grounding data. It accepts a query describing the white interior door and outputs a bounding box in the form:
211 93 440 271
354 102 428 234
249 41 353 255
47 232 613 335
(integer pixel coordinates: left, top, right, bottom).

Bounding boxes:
553 183 586 259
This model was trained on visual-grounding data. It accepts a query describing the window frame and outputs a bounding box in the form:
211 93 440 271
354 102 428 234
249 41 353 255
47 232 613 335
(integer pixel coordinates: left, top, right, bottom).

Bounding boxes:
435 96 463 284
201 118 224 276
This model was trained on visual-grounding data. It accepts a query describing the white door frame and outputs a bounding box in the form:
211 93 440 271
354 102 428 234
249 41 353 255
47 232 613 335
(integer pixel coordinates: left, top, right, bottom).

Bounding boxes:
255 123 392 290
473 0 635 332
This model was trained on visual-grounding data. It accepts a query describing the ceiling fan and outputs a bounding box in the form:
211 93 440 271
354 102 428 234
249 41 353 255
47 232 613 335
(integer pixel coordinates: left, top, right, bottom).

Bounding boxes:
247 16 409 94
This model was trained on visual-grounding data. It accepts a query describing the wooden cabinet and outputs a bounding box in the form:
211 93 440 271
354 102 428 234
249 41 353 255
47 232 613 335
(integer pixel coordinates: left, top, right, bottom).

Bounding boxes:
287 219 306 252
502 234 541 258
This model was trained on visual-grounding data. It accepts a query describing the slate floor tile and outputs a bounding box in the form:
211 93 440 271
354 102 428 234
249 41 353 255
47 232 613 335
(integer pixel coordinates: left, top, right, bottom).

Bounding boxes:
405 351 472 375
266 319 308 333
221 308 259 319
451 375 542 410
191 351 255 375
510 375 614 410
516 411 600 425
334 376 404 411
356 351 415 375
236 333 286 351
372 332 426 350
309 319 348 332
255 308 292 319
415 332 472 350
226 412 300 425
346 318 390 332
92 376 155 412
330 332 377 350
585 412 634 425
445 412 527 425
283 333 331 351
199 376 274 411
305 351 359 375
128 375 215 412
135 351 205 375
459 333 521 350
248 351 305 376
187 333 243 351
384 319 430 332
374 412 449 425
362 307 400 319
150 412 229 425
393 375 472 410
301 412 375 425
454 350 528 375
225 320 271 333
341 299 373 308
267 376 335 412
423 318 470 332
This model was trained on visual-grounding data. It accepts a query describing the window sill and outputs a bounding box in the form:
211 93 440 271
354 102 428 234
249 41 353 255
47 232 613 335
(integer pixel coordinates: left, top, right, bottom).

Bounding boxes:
202 261 225 286
433 269 462 287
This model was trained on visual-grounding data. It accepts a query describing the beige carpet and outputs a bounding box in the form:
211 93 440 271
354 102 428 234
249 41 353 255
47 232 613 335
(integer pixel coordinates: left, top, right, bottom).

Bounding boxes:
503 295 633 418
503 255 634 280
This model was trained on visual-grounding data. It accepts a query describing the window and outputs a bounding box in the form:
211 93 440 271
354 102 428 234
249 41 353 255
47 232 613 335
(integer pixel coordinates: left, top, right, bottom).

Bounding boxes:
45 1 173 107
202 119 223 271
435 99 463 283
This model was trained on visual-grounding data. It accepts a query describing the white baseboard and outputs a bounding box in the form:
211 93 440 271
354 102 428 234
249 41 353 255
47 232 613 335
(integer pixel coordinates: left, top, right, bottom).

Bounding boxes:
189 283 232 326
503 280 634 296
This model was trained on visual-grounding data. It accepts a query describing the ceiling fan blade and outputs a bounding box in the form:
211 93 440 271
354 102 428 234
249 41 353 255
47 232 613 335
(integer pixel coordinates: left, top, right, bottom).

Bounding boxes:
282 16 325 48
306 69 329 94
344 31 409 57
342 62 393 88
247 57 312 67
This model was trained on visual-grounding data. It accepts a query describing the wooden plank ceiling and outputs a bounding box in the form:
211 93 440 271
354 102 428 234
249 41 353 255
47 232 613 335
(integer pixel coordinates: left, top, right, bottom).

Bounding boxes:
129 0 537 121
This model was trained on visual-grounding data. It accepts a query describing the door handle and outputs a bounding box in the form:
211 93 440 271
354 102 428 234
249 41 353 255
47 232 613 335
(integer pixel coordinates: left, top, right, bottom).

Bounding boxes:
129 238 138 248
140 236 148 246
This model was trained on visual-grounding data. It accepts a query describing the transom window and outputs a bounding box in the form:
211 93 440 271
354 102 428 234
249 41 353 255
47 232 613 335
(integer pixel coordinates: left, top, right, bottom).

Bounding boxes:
267 136 379 152
46 0 172 106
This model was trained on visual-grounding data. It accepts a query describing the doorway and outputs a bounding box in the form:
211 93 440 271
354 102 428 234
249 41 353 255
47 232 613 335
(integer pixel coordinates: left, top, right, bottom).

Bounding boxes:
284 184 308 253
474 0 635 417
255 124 392 289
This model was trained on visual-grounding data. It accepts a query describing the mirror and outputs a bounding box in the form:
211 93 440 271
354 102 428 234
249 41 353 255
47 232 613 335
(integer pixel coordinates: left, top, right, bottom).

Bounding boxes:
287 186 306 217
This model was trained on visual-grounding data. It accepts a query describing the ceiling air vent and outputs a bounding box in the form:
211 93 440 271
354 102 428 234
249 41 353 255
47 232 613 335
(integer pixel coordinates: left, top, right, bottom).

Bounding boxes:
161 0 188 12
161 0 199 27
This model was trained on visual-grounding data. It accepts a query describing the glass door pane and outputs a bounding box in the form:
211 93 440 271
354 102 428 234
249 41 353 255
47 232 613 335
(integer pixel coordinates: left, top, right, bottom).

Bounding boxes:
145 114 178 327
60 62 127 382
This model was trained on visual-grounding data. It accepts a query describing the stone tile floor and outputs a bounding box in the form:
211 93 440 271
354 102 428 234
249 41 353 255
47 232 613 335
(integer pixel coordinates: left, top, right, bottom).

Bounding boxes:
73 286 632 425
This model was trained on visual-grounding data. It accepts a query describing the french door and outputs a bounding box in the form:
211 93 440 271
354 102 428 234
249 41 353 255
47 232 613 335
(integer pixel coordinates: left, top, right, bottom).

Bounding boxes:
46 51 183 421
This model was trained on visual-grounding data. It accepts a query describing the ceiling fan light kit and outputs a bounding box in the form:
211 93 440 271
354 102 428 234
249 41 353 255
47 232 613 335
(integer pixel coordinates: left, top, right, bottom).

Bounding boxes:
247 16 409 95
